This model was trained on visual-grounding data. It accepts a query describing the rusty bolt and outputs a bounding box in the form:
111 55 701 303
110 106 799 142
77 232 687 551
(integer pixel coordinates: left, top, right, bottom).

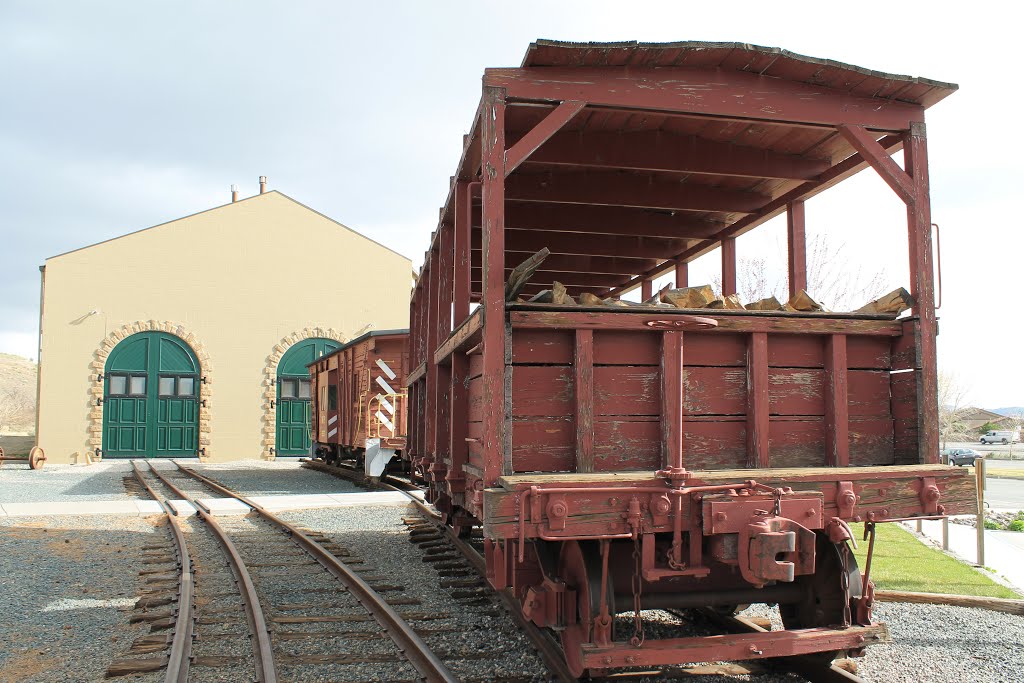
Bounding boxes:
839 490 857 508
715 511 727 522
938 505 946 514
805 509 816 518
749 644 762 655
549 502 568 518
652 495 672 516
625 656 636 664
855 635 865 645
923 485 940 503
609 497 619 506
603 657 613 665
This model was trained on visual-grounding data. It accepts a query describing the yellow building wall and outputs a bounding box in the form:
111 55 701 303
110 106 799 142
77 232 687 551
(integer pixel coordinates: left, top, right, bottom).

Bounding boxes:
37 191 411 463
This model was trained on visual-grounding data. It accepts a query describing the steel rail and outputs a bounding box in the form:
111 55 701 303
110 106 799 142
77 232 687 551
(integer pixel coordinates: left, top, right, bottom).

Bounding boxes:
690 608 867 683
130 461 194 683
301 458 577 683
173 462 458 683
144 463 278 683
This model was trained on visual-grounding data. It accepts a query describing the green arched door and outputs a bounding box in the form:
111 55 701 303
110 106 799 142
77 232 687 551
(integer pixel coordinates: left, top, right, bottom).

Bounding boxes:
277 338 341 456
102 332 200 458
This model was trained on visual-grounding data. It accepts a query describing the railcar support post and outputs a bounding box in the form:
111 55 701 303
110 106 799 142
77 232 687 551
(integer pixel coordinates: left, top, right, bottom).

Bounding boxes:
674 259 688 289
721 237 737 296
787 200 806 297
481 86 508 483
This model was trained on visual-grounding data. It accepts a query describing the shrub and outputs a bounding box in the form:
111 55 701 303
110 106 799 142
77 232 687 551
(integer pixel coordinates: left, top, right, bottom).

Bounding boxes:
983 519 1002 530
1009 520 1024 533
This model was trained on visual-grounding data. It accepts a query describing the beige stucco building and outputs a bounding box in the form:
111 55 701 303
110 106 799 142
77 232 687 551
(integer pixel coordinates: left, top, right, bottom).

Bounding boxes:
36 189 411 464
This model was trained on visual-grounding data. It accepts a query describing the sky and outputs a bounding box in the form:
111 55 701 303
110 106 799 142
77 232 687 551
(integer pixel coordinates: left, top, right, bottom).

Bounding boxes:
1 0 1021 408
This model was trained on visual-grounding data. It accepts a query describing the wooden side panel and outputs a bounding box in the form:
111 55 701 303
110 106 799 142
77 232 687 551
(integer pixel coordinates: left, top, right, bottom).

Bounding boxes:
575 330 595 473
512 418 574 472
683 367 746 415
594 330 661 365
512 366 572 417
769 418 825 468
850 417 896 465
595 366 660 416
595 418 661 471
512 329 573 364
683 333 746 367
684 418 748 469
768 369 824 415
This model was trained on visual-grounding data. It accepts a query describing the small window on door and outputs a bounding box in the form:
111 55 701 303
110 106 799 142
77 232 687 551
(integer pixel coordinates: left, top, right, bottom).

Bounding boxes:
328 385 338 410
129 376 147 396
280 379 297 398
109 375 128 395
178 377 195 396
159 377 175 396
298 379 312 399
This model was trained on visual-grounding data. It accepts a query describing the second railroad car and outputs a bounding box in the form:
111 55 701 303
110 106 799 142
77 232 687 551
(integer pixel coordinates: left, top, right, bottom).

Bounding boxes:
308 329 409 477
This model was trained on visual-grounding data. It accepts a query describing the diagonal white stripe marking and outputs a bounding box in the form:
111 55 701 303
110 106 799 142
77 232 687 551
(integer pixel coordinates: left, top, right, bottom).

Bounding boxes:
376 358 397 380
328 428 338 438
375 411 394 431
375 376 396 395
380 396 395 415
328 415 337 425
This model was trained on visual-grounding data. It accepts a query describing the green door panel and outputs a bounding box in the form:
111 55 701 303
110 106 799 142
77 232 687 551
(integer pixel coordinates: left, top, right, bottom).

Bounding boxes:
276 338 341 455
103 332 200 458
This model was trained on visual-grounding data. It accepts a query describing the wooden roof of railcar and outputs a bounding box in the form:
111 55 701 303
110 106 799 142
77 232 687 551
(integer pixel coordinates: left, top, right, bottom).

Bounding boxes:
427 40 957 300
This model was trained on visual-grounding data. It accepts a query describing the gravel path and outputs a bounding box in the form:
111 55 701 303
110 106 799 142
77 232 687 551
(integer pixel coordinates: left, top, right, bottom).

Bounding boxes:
160 459 362 497
0 461 140 504
0 514 162 683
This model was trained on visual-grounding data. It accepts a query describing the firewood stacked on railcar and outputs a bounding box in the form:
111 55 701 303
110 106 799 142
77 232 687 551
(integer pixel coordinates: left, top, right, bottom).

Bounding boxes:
405 39 973 677
308 329 409 478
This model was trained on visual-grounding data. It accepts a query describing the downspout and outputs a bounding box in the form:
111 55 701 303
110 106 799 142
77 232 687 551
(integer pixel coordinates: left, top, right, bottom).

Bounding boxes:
34 264 45 442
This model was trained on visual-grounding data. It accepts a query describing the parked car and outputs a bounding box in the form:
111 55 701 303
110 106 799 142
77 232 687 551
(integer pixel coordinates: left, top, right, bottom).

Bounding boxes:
942 448 983 466
980 429 1020 445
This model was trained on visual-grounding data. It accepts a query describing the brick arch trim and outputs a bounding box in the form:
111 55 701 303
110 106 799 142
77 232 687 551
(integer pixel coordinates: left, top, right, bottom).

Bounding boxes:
88 321 213 461
261 327 349 460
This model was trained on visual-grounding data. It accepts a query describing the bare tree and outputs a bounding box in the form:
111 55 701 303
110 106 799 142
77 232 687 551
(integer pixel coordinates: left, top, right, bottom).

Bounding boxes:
0 382 35 432
711 234 887 310
938 369 971 453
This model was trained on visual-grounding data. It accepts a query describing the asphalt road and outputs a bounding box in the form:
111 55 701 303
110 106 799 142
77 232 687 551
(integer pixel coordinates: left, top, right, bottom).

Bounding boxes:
981 477 1024 510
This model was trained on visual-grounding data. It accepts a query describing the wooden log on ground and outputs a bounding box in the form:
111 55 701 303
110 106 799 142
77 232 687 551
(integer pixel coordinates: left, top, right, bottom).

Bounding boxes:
505 247 551 301
661 284 715 309
706 293 746 310
856 287 914 315
747 295 784 311
874 590 1024 615
579 292 605 306
786 289 825 312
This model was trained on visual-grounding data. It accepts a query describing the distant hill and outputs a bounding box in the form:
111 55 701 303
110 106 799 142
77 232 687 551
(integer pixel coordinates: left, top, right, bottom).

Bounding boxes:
0 353 36 432
992 407 1024 417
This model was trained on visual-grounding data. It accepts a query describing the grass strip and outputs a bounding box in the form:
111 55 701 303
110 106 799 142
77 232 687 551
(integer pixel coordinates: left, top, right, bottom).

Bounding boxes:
986 467 1024 480
850 522 1021 598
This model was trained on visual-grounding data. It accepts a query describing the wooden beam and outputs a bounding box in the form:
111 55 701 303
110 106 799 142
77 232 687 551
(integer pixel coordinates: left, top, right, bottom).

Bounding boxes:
574 329 594 473
505 252 658 275
481 86 508 483
662 331 684 470
506 171 771 214
498 203 727 239
472 227 689 259
824 334 850 467
721 238 737 296
675 259 688 288
746 333 769 468
505 100 586 177
787 200 807 297
523 129 832 180
486 67 925 131
508 310 903 337
904 122 938 464
838 125 915 205
473 269 630 289
641 279 653 301
454 181 474 326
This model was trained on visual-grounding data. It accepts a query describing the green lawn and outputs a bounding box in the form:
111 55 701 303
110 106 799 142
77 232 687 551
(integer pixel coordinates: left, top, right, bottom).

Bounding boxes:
849 522 1021 598
986 467 1024 480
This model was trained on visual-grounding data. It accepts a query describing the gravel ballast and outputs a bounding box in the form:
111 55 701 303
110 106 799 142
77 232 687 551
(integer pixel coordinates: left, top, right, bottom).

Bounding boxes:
0 461 141 505
0 514 163 683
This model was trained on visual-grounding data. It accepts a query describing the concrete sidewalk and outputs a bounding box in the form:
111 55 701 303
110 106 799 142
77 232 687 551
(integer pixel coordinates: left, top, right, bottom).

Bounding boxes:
911 517 1024 594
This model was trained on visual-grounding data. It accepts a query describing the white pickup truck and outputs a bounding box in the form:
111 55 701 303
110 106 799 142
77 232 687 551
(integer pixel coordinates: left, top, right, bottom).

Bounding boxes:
980 429 1021 445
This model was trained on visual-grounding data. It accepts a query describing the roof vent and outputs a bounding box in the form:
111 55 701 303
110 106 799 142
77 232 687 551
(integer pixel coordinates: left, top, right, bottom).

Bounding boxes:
259 176 267 194
231 184 239 203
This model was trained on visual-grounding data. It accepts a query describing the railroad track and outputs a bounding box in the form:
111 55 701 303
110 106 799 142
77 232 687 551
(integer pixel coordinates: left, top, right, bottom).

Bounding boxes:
113 461 458 683
303 457 873 683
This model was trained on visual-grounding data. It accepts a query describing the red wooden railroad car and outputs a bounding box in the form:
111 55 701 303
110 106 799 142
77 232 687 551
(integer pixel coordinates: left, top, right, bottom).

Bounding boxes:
406 41 975 676
308 329 409 477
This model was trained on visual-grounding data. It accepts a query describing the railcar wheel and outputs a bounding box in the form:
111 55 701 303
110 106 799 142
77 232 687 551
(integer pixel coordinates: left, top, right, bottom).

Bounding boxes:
29 447 46 470
558 541 613 678
779 533 859 664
